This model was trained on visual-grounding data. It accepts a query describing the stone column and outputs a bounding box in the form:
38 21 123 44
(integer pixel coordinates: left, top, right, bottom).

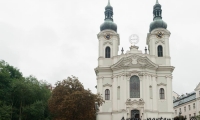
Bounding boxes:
98 77 103 112
127 76 130 100
123 74 127 109
117 76 119 111
152 76 158 111
143 74 147 109
146 75 150 110
113 76 117 111
112 39 117 56
140 75 143 100
167 76 173 112
99 39 103 57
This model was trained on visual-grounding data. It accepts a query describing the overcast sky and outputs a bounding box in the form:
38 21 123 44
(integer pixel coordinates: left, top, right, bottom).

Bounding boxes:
0 0 200 95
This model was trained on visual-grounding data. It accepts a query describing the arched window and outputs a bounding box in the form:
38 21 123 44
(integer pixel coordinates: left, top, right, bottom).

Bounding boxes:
160 88 165 99
130 76 140 98
105 89 110 100
105 47 111 58
157 45 163 57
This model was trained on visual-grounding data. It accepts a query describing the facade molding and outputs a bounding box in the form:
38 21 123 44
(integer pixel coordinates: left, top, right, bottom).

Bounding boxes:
157 83 167 86
103 83 112 87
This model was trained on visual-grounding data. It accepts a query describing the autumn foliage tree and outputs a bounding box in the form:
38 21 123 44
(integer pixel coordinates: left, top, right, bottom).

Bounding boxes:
48 76 104 120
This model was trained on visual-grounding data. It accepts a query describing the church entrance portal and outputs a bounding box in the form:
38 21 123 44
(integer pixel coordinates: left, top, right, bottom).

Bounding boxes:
131 110 140 119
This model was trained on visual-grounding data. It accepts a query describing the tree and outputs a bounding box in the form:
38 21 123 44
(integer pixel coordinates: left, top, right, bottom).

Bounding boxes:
0 60 51 120
48 76 104 120
196 111 200 120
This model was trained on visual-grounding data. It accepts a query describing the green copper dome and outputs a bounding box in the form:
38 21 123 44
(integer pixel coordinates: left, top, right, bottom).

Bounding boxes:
149 0 167 32
100 0 117 32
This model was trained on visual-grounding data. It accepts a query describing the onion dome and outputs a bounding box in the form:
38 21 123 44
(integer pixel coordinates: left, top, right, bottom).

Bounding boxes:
100 0 117 32
149 0 167 32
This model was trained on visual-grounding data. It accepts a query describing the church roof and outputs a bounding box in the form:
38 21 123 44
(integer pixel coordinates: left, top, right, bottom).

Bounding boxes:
194 82 200 90
173 92 196 107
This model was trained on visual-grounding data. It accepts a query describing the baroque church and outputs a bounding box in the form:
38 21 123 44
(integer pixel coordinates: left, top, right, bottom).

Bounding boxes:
94 0 174 119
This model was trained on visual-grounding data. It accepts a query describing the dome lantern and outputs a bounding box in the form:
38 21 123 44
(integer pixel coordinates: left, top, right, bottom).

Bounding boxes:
149 0 167 32
100 0 117 32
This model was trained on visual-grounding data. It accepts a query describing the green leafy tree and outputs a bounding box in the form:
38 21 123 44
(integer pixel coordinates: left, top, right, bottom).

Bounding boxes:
0 101 12 120
0 60 51 120
48 76 104 120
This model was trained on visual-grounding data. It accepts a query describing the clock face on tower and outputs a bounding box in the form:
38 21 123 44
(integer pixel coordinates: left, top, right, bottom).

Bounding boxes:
104 34 111 40
156 31 163 39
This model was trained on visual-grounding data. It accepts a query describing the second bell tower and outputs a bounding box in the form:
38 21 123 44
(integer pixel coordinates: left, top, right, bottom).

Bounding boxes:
146 0 171 65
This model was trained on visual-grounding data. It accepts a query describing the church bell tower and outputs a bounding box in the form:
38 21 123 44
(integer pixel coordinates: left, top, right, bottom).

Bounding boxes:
146 0 171 65
97 0 120 67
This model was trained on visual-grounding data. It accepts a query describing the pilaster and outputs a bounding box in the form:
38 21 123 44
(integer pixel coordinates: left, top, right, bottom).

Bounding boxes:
112 76 117 111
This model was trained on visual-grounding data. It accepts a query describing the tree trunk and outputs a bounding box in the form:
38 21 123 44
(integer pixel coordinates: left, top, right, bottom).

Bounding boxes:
19 101 22 120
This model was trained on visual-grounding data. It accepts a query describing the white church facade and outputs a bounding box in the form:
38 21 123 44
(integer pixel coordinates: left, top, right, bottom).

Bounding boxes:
95 0 175 120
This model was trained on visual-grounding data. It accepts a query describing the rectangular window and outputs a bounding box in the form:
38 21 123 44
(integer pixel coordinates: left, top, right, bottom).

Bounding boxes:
184 107 186 112
179 108 181 112
194 113 196 116
117 87 120 100
193 103 195 109
150 86 153 99
189 105 191 110
175 110 177 115
199 91 200 96
189 114 191 118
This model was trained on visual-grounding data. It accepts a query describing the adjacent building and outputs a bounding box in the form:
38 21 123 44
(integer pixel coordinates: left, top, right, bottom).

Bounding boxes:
173 83 200 119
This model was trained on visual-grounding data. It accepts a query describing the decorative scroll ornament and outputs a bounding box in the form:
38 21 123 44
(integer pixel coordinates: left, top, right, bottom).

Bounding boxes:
126 99 145 106
131 56 137 64
155 40 165 44
157 82 167 86
103 83 112 87
103 41 113 45
111 54 158 70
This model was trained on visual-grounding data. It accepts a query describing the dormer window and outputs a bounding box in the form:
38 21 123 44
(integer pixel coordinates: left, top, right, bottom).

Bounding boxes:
157 45 163 57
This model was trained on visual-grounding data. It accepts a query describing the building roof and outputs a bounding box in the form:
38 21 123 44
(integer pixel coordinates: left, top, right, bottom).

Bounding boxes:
173 92 196 107
195 82 200 90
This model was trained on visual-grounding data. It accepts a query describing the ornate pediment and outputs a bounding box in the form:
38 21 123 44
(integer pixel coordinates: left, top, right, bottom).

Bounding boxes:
126 99 145 106
111 54 158 70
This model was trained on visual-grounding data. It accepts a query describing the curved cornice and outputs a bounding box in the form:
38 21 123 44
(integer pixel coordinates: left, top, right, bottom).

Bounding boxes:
97 30 119 39
111 54 158 70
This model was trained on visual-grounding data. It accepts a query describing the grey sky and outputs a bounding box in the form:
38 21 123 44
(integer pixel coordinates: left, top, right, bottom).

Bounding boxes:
0 0 200 95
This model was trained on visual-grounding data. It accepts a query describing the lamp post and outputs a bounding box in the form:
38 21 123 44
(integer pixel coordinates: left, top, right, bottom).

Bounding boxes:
121 117 125 120
179 111 182 120
95 102 99 120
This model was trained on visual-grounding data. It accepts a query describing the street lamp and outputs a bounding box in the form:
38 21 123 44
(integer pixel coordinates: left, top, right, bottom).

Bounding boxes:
179 111 182 120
